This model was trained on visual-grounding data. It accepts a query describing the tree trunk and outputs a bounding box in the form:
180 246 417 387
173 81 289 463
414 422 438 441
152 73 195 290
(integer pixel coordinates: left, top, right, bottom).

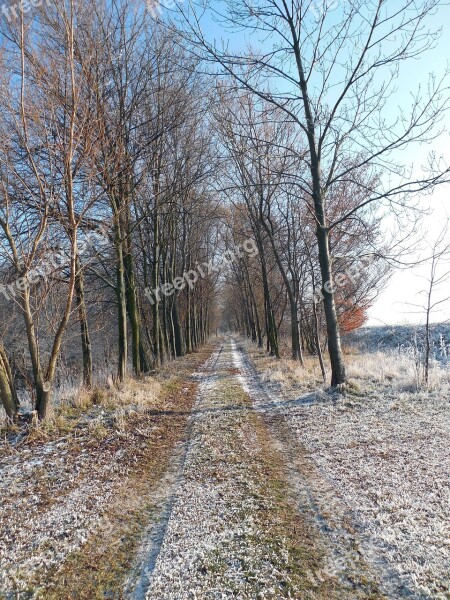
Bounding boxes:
36 386 52 421
20 287 48 418
162 292 171 359
261 219 303 362
289 297 302 362
152 211 162 365
316 225 346 385
75 255 92 389
115 219 128 382
244 266 263 348
172 299 185 356
424 305 431 386
124 248 141 376
186 291 192 353
292 29 346 385
261 263 279 358
0 345 19 420
312 297 327 382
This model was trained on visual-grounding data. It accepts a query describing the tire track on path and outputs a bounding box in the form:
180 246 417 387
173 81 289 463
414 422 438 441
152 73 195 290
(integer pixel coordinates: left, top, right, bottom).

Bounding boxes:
126 343 224 599
129 336 379 599
231 337 406 599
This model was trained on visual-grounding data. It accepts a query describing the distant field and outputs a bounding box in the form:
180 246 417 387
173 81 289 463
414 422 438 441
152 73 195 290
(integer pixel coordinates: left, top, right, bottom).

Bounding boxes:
344 324 450 363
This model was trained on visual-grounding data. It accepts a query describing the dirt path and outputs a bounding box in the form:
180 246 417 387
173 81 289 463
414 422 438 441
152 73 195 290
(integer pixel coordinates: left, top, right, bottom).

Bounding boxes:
128 337 384 599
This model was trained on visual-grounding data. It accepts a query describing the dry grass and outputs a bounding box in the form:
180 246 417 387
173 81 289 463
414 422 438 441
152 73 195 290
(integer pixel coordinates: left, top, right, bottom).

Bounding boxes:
241 339 326 393
242 337 450 400
1 376 164 444
346 349 450 394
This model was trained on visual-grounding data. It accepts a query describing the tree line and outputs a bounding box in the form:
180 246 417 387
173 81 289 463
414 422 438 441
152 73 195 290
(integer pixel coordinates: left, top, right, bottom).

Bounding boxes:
0 0 448 420
0 0 220 420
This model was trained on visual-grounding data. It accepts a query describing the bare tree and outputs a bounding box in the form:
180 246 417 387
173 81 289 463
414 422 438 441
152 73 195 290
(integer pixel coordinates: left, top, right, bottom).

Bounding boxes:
175 0 450 384
408 221 450 386
0 0 103 417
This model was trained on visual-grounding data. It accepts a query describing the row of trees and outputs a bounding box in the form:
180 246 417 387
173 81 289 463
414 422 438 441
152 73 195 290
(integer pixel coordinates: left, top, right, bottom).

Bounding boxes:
0 0 220 420
1 0 448 420
217 92 388 379
174 0 449 385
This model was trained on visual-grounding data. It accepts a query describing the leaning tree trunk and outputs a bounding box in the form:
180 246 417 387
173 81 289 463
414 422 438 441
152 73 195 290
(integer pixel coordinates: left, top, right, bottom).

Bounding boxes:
0 345 19 421
312 297 327 383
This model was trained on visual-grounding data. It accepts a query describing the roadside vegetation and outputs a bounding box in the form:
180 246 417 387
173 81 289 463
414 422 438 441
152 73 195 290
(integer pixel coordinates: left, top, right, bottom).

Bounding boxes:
243 336 450 597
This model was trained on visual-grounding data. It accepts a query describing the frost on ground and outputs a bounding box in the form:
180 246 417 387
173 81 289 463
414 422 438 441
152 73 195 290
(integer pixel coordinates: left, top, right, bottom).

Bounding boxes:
0 423 129 594
291 394 450 598
0 347 211 598
242 338 450 599
2 337 447 599
142 344 287 599
139 340 355 600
